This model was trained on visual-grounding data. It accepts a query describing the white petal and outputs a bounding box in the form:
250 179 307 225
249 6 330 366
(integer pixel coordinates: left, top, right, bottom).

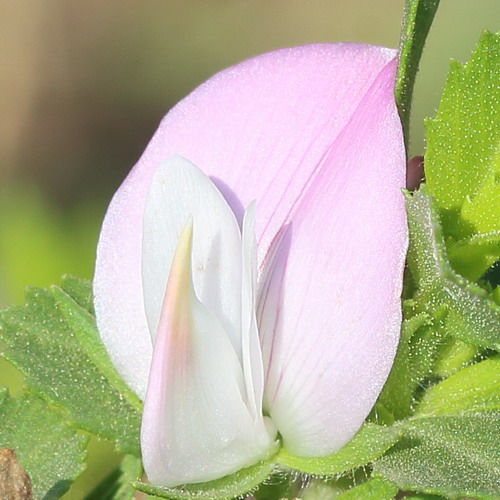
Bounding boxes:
241 202 265 419
142 155 244 363
141 221 276 487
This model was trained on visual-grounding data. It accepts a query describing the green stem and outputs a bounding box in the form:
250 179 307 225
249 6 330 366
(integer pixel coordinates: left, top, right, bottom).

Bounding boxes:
396 0 441 150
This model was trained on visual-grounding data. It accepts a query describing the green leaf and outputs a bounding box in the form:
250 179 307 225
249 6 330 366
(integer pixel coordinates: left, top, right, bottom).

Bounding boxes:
0 284 142 455
373 413 500 499
396 0 441 144
432 337 479 378
335 477 398 500
400 496 445 500
276 423 401 476
425 31 500 279
447 231 500 282
406 187 500 350
60 274 96 314
0 390 88 500
376 312 442 420
85 455 142 500
56 277 142 410
52 280 142 412
416 356 500 416
133 459 275 500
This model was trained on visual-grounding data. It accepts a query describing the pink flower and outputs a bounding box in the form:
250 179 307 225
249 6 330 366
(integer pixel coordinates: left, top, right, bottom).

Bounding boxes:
94 43 408 487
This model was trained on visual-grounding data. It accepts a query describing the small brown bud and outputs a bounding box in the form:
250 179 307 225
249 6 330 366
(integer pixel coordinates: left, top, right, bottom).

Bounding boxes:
406 155 425 190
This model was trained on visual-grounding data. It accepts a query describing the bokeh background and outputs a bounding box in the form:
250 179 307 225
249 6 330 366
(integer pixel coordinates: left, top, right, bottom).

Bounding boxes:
1 1 499 497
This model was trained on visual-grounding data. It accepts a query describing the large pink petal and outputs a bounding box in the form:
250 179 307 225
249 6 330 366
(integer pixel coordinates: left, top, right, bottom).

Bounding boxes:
260 59 407 456
94 43 400 399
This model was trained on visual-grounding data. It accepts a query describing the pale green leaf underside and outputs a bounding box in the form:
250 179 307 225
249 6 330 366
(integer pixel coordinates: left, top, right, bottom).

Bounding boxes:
0 280 141 455
0 390 88 500
416 356 500 416
276 423 401 475
133 459 275 500
373 413 500 499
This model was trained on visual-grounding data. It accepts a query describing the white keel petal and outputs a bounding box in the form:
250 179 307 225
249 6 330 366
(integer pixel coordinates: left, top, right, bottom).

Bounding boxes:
241 202 266 419
141 197 276 488
142 155 244 363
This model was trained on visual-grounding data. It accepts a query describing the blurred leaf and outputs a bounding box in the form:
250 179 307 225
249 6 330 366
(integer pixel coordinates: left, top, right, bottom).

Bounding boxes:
85 455 142 500
0 184 103 305
424 31 500 279
406 187 500 350
373 413 500 499
0 390 88 500
416 356 500 416
0 284 141 455
252 471 298 500
492 285 500 306
335 477 398 500
400 495 445 500
133 459 275 500
276 423 401 476
300 480 347 500
396 0 441 143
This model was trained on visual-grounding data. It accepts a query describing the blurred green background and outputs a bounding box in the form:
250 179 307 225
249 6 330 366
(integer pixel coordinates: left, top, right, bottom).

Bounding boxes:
1 1 499 497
